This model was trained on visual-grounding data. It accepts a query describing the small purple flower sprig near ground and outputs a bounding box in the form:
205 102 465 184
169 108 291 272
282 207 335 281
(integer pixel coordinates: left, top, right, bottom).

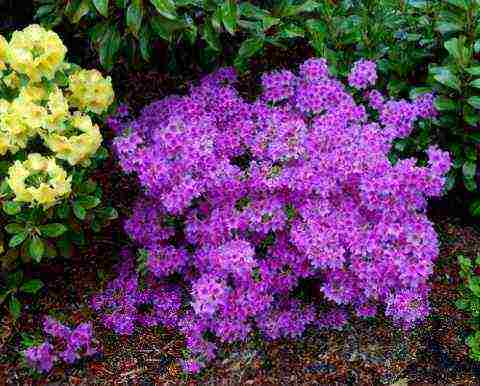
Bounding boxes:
108 58 451 372
23 316 98 373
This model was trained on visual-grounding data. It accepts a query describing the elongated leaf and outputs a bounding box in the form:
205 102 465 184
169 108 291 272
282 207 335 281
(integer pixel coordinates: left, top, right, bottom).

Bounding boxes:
39 223 67 238
99 25 122 71
202 22 221 51
467 66 480 76
433 69 461 91
5 223 25 234
93 0 109 17
73 202 87 220
237 37 264 60
126 0 144 37
444 38 462 61
470 198 480 216
29 238 45 263
9 232 27 248
221 0 237 35
20 279 44 294
9 296 21 319
444 0 468 9
435 22 462 34
434 96 457 111
468 96 480 109
150 0 176 20
470 79 480 88
3 201 22 215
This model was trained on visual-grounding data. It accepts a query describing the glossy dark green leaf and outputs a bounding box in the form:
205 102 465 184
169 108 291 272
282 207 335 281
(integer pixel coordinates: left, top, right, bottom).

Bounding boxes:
202 22 221 51
99 25 122 71
435 22 462 34
93 0 109 17
467 66 480 76
4 223 25 234
221 0 237 35
468 96 480 109
434 96 457 111
470 79 480 88
3 201 22 215
236 37 264 60
7 270 23 289
39 223 67 238
77 196 101 210
73 202 87 220
126 0 144 37
9 296 21 319
20 279 44 294
150 0 176 20
28 238 45 263
470 198 480 217
9 232 27 248
433 69 461 91
139 24 151 61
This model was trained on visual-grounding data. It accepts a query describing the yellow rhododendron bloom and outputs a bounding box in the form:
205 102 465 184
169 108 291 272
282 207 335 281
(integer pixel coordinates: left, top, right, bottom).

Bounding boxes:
0 35 7 71
45 86 69 131
19 84 48 103
0 96 47 153
43 112 102 166
68 69 114 114
7 24 67 83
6 153 71 207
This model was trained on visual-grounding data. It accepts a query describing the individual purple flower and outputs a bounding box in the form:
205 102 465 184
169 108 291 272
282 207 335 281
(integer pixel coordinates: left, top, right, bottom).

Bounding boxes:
299 58 330 82
348 59 377 90
23 342 55 373
261 70 297 102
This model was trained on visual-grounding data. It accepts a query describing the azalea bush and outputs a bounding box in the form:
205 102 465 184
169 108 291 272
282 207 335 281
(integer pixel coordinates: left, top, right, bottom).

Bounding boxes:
100 58 451 372
0 24 117 318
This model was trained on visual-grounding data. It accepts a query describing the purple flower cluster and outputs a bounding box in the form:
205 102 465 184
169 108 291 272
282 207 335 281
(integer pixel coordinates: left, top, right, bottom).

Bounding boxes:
91 250 182 335
23 317 97 373
108 58 450 372
348 59 378 89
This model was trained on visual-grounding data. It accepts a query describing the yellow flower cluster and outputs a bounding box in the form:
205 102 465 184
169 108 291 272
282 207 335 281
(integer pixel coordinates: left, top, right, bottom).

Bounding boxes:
0 25 115 207
7 24 67 83
68 69 114 115
6 153 72 208
43 112 102 166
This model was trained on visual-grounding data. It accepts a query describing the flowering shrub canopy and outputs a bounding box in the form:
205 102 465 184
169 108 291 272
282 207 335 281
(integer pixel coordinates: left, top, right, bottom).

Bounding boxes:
107 58 451 372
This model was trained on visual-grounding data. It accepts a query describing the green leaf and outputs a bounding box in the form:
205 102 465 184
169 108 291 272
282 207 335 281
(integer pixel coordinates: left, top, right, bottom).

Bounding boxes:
28 238 44 263
20 279 44 294
202 22 221 51
221 0 237 35
444 38 462 61
139 24 151 61
99 25 122 71
93 0 109 17
434 96 457 111
470 198 480 216
4 223 25 234
7 270 23 289
39 223 67 238
463 160 477 180
56 202 70 219
9 296 21 319
467 66 480 76
280 0 320 17
126 0 144 37
150 0 177 20
468 96 480 109
3 201 22 215
9 232 27 248
278 23 305 39
470 79 480 88
236 37 264 61
73 202 87 220
434 69 461 91
435 22 463 35
115 0 127 7
77 196 101 210
444 0 468 9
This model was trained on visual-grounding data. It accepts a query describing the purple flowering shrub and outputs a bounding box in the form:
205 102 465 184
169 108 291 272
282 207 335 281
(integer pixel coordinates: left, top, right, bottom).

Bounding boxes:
23 317 97 373
104 58 451 372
